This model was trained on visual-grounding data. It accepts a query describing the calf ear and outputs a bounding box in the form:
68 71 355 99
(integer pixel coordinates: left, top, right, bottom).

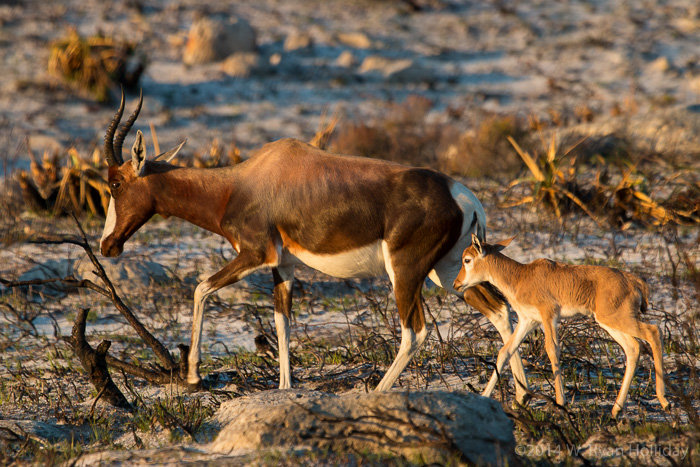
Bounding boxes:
493 235 516 252
471 233 483 255
132 130 147 177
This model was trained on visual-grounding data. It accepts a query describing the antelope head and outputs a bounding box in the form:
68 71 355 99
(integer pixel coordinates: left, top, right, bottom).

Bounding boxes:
453 234 514 292
100 90 186 257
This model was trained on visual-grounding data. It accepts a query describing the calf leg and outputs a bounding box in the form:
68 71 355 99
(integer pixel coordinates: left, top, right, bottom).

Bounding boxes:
598 324 640 419
483 316 539 398
541 317 566 406
464 283 530 404
637 323 670 410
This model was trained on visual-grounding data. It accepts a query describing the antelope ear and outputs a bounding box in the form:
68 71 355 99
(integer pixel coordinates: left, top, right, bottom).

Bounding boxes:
471 233 483 255
154 139 187 163
493 235 516 252
132 130 147 177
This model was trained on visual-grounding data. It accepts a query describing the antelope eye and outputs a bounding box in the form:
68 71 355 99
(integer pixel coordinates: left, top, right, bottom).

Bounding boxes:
463 258 471 265
110 181 121 190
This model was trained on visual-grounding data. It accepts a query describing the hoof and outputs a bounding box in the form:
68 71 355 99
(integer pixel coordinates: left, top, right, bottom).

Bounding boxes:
513 392 532 408
186 381 203 393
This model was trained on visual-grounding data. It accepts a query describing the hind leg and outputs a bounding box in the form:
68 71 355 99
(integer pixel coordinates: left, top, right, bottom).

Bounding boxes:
600 318 670 413
636 323 670 410
541 315 566 406
598 323 640 419
375 243 429 391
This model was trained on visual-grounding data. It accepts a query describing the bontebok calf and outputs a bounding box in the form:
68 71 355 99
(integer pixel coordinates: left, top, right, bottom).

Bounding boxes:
99 91 531 398
454 234 670 418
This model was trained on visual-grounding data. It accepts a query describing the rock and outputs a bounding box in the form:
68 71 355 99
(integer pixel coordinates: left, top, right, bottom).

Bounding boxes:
359 55 435 83
0 420 76 443
71 446 217 467
183 15 257 65
335 50 357 68
284 32 313 52
15 259 75 297
337 32 372 49
74 258 172 289
689 76 700 94
209 389 515 465
222 52 260 78
647 56 672 73
212 388 328 427
269 53 282 66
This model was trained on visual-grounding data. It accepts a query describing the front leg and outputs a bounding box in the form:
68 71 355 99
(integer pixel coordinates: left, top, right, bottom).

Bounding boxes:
541 316 565 406
188 249 272 391
272 265 294 389
483 316 539 399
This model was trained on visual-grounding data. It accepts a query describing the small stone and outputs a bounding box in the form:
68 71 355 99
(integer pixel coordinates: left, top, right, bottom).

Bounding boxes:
647 56 671 73
359 55 434 83
337 32 372 49
283 32 313 52
222 52 260 78
335 50 357 68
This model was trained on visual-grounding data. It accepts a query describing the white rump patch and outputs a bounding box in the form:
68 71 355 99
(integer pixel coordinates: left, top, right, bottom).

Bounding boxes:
283 240 386 279
100 198 116 248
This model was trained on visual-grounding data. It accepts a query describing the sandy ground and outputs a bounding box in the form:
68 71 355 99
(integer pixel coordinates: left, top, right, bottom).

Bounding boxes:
1 0 699 174
0 0 699 464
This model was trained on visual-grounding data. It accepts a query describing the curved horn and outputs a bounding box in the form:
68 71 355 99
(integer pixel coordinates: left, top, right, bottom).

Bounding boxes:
104 87 126 167
113 88 144 164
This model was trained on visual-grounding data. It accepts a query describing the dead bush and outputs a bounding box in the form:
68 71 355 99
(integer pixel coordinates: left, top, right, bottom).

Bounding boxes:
438 116 527 178
48 28 145 102
503 133 700 228
329 95 444 167
17 146 109 217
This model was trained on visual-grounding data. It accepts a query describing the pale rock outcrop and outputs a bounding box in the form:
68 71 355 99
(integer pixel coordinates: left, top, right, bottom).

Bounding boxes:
210 389 515 465
183 15 257 65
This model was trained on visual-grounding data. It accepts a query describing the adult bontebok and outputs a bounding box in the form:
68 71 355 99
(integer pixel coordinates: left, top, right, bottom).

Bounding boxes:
453 234 670 418
99 91 529 398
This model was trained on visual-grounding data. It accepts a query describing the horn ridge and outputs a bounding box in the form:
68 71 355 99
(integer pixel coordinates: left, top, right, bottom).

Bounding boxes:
113 88 144 165
104 87 126 166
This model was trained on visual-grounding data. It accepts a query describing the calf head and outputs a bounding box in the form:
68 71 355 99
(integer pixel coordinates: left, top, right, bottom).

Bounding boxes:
453 234 514 292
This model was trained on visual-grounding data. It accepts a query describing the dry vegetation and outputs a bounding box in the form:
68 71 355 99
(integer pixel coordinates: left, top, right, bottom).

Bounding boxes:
1 1 699 462
1 102 698 465
48 28 145 103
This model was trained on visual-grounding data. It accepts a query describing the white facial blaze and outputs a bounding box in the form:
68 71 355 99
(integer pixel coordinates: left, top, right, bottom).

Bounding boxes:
100 198 117 248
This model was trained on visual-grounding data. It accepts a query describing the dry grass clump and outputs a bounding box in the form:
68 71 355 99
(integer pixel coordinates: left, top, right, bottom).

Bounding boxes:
439 115 528 178
503 133 700 228
48 28 145 102
168 138 241 169
329 95 444 167
16 146 109 217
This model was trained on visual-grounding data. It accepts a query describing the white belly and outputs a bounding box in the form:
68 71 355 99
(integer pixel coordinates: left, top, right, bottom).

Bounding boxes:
281 240 387 279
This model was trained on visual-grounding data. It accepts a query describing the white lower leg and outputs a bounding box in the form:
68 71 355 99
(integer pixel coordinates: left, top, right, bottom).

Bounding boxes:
375 325 428 391
275 311 292 389
188 281 213 385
